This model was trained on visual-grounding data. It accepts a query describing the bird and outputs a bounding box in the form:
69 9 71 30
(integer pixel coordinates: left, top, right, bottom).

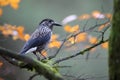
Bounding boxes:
20 19 62 60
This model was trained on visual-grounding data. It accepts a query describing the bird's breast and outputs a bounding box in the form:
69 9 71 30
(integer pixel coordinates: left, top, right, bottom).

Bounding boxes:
36 31 52 52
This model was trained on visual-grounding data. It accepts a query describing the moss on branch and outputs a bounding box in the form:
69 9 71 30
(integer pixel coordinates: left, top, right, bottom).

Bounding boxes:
0 47 64 80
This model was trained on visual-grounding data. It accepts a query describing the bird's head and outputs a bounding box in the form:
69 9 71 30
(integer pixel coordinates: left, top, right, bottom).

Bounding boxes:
39 19 62 29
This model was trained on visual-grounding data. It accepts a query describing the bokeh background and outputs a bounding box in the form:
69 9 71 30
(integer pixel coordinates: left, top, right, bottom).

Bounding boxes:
0 0 113 80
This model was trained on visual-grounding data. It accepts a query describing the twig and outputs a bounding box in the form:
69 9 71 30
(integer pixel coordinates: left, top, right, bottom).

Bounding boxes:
54 39 109 64
48 38 67 59
85 52 90 60
67 20 110 42
83 20 89 31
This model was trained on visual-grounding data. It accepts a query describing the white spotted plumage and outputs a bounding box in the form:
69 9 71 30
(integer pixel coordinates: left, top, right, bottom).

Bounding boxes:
20 19 61 58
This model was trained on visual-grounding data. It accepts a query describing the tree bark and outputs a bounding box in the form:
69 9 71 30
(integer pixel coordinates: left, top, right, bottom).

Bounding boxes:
109 0 120 80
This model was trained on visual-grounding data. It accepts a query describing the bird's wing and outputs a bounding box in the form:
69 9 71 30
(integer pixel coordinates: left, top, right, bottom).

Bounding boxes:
20 29 51 54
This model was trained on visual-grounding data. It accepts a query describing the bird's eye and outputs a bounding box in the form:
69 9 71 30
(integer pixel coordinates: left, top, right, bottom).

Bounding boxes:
49 20 53 23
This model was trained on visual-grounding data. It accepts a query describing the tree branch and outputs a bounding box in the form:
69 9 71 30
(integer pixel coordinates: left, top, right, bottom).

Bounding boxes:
54 39 109 64
0 47 64 80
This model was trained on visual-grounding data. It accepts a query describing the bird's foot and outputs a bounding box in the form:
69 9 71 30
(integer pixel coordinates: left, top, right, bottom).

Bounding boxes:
33 52 41 61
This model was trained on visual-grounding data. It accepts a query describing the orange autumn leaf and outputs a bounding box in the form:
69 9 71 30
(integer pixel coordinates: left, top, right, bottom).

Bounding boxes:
0 0 9 6
92 11 101 15
48 40 61 48
10 3 19 9
64 25 79 33
9 0 20 3
7 29 13 34
92 11 101 16
24 34 30 41
64 25 71 32
98 22 110 31
0 24 32 41
0 0 20 16
92 10 104 19
76 33 87 42
68 37 75 44
105 22 110 26
101 42 108 49
67 33 87 44
12 35 19 40
17 26 24 33
2 30 10 36
41 50 47 57
71 25 79 33
0 26 4 31
89 36 98 44
51 34 58 41
17 26 24 40
105 13 112 19
79 14 90 20
11 26 16 29
9 0 20 9
98 25 105 31
0 25 14 36
0 0 20 9
0 8 3 16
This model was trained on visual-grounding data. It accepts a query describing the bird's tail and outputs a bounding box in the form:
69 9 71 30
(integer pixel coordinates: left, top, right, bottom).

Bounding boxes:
20 47 37 54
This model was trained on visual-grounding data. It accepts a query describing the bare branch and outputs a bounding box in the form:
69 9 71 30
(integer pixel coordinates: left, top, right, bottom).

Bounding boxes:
0 47 64 80
48 37 67 59
54 39 109 64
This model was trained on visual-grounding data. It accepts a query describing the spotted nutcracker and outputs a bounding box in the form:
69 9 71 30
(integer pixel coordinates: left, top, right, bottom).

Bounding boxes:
20 19 62 59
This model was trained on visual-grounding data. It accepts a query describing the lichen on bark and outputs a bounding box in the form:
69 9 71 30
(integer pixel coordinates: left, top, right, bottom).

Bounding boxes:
109 0 120 80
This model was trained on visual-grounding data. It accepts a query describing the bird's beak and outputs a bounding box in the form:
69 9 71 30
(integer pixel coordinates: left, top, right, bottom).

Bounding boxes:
53 22 62 26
